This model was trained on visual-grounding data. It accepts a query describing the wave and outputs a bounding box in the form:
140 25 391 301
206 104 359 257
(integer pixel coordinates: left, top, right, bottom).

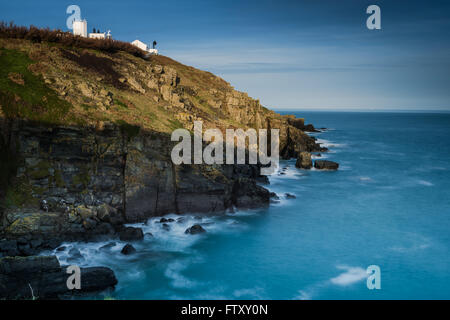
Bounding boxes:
165 259 199 289
329 265 367 286
316 138 347 149
292 265 367 300
417 180 434 187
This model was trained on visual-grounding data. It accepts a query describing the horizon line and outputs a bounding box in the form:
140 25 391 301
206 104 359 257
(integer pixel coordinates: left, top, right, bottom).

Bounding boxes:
270 107 450 113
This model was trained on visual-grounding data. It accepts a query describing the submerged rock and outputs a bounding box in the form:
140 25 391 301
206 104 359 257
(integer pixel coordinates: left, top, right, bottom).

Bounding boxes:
162 223 170 231
295 152 312 169
119 227 144 241
314 160 339 170
99 242 116 251
120 244 136 255
185 224 206 235
285 193 296 199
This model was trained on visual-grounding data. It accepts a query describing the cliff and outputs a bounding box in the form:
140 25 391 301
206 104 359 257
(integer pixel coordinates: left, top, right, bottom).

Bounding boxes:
0 35 325 251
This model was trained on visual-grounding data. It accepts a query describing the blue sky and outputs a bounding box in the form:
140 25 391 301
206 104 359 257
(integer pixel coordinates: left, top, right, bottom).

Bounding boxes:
1 0 450 110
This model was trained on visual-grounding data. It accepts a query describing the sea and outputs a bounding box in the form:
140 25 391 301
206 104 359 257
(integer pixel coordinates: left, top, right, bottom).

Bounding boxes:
47 111 450 299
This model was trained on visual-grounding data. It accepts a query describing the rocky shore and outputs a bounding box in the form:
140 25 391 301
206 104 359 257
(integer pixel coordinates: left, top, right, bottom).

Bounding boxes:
0 255 117 299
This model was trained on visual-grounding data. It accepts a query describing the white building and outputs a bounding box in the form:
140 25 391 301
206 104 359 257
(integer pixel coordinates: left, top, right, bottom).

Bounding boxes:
89 32 106 39
73 20 87 38
72 20 111 40
131 40 148 51
131 39 158 55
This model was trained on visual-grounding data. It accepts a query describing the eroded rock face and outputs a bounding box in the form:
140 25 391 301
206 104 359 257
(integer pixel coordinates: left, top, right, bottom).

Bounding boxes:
295 152 312 169
123 132 272 222
0 120 274 235
0 255 117 299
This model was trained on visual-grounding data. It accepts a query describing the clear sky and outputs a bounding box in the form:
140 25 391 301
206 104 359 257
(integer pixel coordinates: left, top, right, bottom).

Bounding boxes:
1 0 450 111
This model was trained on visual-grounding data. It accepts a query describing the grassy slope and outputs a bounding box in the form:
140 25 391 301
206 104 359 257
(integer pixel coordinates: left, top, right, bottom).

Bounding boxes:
0 38 279 134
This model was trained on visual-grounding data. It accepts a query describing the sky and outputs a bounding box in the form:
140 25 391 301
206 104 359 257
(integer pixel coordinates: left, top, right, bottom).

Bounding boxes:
1 0 450 111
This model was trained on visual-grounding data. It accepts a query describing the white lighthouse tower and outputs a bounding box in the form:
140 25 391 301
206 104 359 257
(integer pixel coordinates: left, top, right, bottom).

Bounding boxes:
73 19 87 37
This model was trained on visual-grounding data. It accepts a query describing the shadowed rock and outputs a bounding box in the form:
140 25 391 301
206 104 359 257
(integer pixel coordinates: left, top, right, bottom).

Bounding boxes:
185 224 206 235
119 227 144 241
120 244 136 255
0 256 117 299
314 160 339 170
295 152 312 169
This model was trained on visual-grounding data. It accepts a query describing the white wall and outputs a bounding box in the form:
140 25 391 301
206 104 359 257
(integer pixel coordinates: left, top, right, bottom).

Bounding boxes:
73 20 87 37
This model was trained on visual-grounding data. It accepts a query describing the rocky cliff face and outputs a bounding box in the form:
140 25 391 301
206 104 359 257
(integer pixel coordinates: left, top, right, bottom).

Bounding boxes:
0 38 324 248
0 118 271 244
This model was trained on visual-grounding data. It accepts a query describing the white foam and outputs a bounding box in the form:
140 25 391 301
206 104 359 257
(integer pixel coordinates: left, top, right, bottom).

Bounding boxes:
329 265 367 286
417 180 434 187
233 287 266 299
164 260 198 289
316 138 347 149
293 290 313 300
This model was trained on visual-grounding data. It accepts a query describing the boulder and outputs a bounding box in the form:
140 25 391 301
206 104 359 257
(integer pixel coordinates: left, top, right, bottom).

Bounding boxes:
295 152 312 169
120 244 136 255
314 160 339 170
96 204 123 226
99 242 116 251
0 256 117 299
119 227 144 241
232 178 270 209
185 224 206 235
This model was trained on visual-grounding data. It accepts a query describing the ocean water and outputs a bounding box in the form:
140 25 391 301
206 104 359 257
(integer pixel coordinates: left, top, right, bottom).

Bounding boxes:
49 111 450 299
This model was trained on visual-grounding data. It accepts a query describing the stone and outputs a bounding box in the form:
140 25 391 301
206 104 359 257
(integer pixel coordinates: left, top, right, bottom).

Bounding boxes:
96 204 123 225
119 227 144 241
285 193 296 199
295 152 312 169
76 206 95 220
0 240 20 257
185 224 206 235
162 223 170 231
120 244 136 255
99 242 116 251
68 247 83 260
314 160 339 170
0 256 117 299
82 218 97 230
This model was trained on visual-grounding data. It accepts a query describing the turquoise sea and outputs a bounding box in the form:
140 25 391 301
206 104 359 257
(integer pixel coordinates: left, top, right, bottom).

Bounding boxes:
52 111 450 299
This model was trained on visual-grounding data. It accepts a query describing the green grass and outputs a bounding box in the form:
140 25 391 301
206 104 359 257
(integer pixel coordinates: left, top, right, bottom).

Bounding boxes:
0 48 72 123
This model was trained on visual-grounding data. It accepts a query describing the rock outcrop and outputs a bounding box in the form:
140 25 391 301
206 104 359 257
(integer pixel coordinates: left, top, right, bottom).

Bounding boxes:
295 152 313 169
119 227 144 241
185 224 206 235
0 255 117 299
314 160 339 170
